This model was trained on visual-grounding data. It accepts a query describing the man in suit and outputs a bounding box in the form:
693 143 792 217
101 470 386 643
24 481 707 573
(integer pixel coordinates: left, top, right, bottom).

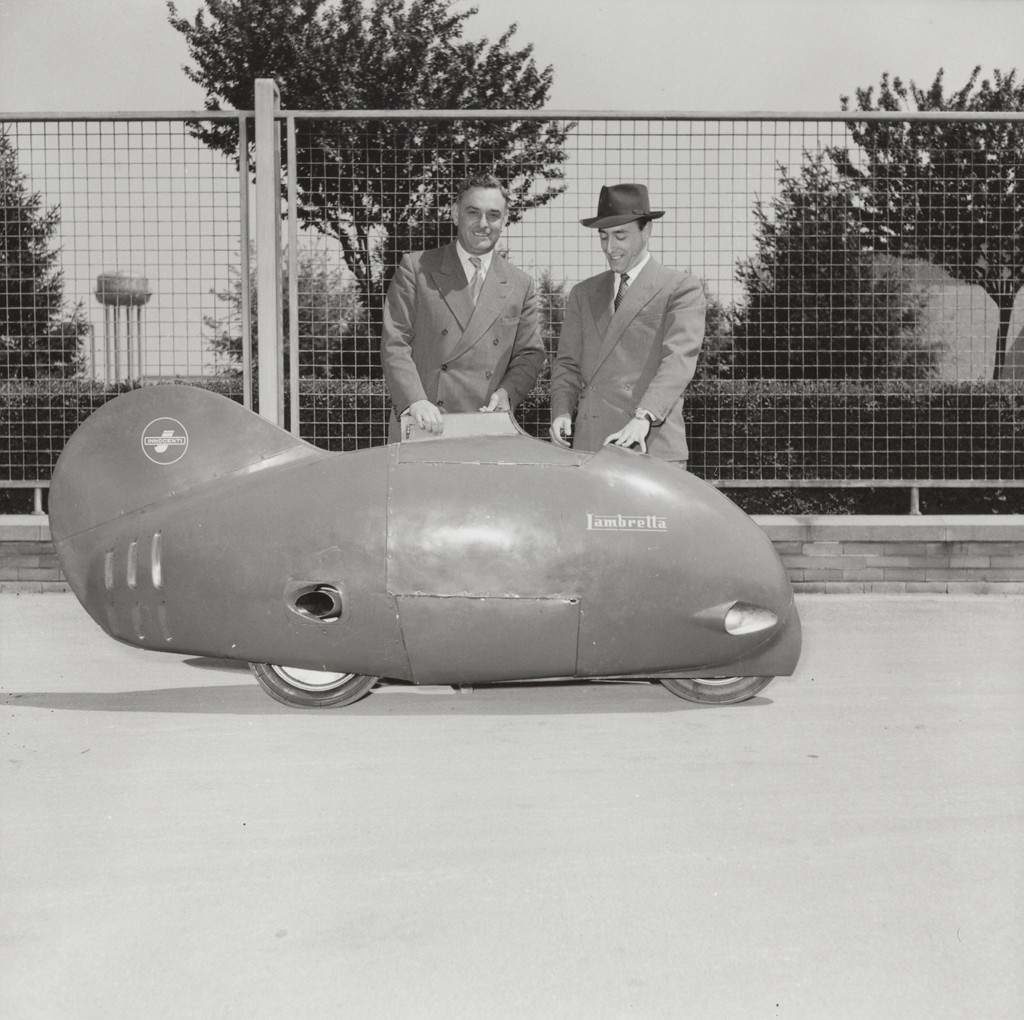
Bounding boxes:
381 173 546 437
549 184 706 466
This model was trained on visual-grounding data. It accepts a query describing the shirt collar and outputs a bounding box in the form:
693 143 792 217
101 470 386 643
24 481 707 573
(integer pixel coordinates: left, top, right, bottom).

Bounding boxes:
455 242 494 280
615 249 651 281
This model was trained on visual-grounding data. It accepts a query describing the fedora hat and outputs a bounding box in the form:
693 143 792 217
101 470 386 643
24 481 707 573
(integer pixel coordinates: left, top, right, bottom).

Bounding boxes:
580 183 665 229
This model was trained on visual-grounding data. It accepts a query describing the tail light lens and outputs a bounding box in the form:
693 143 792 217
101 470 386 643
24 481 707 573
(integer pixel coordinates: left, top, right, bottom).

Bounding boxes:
724 602 778 636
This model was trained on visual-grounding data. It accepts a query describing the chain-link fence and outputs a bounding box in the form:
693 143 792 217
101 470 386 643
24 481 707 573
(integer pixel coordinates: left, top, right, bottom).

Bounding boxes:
282 112 1024 485
0 114 248 490
2 106 1023 498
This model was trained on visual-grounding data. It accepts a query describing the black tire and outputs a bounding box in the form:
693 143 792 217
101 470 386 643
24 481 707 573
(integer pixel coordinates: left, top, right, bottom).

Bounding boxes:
660 675 773 705
248 662 378 708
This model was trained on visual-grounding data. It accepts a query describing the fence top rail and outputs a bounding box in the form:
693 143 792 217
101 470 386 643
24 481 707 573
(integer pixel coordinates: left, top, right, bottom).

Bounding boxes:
4 109 1024 124
0 111 252 123
280 108 1024 122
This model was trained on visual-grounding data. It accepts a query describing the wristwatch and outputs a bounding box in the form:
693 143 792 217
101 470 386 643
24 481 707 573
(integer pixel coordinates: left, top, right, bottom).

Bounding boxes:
633 408 657 424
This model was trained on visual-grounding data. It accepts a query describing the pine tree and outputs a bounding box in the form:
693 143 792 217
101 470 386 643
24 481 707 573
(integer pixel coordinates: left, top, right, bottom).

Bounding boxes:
0 129 87 378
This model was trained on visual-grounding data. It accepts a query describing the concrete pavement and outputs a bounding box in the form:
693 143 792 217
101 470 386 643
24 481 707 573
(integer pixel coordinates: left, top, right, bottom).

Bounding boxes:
2 593 1022 1019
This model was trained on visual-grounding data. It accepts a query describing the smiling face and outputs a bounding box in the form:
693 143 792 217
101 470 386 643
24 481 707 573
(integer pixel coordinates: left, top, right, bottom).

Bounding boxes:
598 219 652 274
452 187 508 256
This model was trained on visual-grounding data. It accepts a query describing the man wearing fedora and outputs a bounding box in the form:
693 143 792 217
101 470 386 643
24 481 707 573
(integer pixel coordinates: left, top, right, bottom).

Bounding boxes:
549 184 706 465
381 173 546 438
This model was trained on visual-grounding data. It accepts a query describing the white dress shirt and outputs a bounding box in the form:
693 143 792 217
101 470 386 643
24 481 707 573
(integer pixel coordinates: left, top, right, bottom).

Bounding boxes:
455 242 494 288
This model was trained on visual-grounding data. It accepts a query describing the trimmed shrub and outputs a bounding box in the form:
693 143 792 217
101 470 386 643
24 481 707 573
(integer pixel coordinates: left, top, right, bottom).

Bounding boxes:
2 377 1021 486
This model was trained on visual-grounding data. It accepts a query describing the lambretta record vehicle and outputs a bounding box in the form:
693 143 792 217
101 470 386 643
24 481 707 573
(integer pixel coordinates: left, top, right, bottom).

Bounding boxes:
50 385 801 708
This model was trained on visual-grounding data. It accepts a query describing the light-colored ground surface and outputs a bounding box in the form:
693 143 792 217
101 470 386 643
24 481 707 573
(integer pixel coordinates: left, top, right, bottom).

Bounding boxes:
1 594 1022 1020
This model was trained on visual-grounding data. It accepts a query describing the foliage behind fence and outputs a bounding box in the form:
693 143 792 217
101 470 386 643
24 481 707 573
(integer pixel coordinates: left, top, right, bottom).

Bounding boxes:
3 378 1020 483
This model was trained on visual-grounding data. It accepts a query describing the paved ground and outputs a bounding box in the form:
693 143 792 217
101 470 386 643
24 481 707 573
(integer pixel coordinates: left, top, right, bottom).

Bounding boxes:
1 593 1022 1019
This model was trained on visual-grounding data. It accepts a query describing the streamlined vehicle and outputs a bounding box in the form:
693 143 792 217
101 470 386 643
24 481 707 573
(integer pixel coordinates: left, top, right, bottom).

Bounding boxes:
50 385 801 708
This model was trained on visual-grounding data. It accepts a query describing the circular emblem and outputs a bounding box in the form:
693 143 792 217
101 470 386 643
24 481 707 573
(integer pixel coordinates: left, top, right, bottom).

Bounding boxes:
141 417 189 465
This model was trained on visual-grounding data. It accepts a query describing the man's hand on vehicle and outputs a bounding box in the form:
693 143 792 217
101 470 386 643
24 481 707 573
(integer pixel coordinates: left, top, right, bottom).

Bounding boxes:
479 388 510 413
550 414 573 447
407 399 444 434
604 416 651 454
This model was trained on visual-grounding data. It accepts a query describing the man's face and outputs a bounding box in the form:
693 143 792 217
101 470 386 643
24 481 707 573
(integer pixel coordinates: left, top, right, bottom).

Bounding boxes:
599 219 652 274
452 187 508 255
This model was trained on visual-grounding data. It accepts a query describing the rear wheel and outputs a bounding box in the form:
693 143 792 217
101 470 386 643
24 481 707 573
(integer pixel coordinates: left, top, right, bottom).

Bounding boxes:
660 675 773 705
249 662 378 708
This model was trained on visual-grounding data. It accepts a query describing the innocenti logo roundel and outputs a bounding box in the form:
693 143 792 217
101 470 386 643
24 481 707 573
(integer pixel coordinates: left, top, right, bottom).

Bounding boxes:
141 417 189 465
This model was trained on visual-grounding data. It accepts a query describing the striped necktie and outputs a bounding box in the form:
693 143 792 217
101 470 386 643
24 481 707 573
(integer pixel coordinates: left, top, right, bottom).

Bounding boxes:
614 272 630 311
469 256 484 305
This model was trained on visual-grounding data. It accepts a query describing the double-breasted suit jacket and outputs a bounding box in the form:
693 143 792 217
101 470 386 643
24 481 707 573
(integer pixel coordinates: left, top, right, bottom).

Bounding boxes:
549 258 706 462
381 243 545 433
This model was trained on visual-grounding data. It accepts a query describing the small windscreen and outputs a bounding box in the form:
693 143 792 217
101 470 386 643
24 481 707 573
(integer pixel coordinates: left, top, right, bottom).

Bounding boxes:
398 411 523 443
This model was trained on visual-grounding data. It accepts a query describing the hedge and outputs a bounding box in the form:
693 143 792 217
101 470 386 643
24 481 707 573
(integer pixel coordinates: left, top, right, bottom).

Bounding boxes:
2 376 1022 482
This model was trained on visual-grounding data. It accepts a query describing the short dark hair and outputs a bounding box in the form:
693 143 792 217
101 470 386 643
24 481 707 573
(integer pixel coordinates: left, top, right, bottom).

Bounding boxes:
454 173 510 207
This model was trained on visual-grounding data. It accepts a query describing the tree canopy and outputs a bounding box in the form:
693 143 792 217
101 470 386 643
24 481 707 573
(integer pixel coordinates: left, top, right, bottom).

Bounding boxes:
829 67 1024 379
167 0 571 306
731 154 935 380
0 129 87 378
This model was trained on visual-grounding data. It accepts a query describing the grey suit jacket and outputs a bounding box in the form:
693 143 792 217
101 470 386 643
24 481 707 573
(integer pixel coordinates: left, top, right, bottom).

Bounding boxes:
549 258 706 461
381 243 545 424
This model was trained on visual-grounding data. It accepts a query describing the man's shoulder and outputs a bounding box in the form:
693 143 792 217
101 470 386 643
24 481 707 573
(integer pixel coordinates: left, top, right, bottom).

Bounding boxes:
643 259 697 285
638 262 703 302
408 244 451 271
494 255 535 288
572 269 612 294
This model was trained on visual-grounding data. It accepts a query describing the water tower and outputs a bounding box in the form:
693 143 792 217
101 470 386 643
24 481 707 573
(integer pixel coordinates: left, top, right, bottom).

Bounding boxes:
94 272 152 383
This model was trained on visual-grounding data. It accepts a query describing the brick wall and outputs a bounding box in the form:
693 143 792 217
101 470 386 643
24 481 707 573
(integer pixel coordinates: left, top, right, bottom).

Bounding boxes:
0 517 65 592
756 516 1024 594
2 514 1023 595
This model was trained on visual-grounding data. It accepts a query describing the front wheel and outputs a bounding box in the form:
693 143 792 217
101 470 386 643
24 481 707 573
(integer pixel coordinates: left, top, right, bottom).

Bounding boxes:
660 675 773 705
249 662 378 708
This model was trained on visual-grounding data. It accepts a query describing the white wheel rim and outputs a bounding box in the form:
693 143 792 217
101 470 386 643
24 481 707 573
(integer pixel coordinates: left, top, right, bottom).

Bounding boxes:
274 665 357 692
690 676 743 687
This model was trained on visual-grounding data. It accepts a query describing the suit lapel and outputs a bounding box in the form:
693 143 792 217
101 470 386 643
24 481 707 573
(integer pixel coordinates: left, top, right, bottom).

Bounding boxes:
586 259 662 383
587 271 613 340
447 255 511 360
426 243 474 332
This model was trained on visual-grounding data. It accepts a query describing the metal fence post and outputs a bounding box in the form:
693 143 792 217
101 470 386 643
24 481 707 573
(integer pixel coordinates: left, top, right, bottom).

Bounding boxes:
286 116 299 435
238 114 253 410
255 79 283 424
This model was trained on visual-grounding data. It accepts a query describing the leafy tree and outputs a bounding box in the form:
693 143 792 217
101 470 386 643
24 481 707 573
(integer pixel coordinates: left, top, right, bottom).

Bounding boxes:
206 243 370 377
0 129 88 378
537 268 565 361
829 67 1024 379
522 267 565 388
731 154 935 379
167 0 571 320
692 285 735 383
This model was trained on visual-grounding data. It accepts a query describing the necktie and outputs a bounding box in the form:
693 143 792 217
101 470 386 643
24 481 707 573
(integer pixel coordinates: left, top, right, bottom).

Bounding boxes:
469 256 484 305
614 272 630 312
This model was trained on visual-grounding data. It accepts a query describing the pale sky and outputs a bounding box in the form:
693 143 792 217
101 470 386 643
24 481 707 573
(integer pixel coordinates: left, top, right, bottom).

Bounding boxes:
2 0 1021 113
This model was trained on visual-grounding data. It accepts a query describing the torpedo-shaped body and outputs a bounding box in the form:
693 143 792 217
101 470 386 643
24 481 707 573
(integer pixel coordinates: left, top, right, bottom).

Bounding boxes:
50 385 801 707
